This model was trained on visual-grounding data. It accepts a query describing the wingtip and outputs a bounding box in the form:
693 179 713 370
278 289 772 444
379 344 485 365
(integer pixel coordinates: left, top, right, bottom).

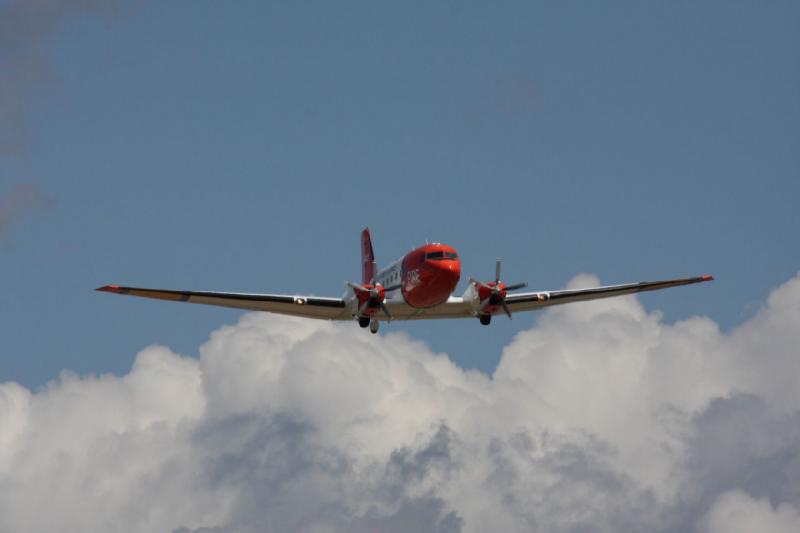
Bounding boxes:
701 275 714 282
96 285 121 293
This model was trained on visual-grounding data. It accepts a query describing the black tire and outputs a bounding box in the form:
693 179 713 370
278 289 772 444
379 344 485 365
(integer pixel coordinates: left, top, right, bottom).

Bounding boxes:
479 314 491 326
358 317 370 328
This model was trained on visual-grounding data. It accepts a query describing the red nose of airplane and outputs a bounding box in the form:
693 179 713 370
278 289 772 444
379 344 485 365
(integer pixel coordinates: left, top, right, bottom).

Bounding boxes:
430 257 461 286
409 261 460 308
438 260 461 299
402 245 461 308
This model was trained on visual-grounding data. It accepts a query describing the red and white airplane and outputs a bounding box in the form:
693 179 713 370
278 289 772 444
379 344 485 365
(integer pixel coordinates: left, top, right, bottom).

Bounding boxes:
97 228 713 334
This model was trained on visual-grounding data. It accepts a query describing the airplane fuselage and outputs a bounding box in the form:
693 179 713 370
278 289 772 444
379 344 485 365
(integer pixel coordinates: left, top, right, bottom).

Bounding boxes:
347 243 462 315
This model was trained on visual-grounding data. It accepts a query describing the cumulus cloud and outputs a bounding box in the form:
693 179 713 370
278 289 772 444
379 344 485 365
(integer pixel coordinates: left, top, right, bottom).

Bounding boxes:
1 273 800 532
698 490 800 533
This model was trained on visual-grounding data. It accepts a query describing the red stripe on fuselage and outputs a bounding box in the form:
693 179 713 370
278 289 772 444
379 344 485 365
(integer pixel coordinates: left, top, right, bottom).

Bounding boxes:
401 244 461 308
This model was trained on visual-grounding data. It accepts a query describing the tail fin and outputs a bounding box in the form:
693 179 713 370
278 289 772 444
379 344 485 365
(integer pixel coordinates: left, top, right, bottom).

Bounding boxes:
361 227 376 284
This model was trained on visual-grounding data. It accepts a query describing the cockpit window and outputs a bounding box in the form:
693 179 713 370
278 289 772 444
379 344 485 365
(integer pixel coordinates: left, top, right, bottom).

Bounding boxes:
425 251 458 261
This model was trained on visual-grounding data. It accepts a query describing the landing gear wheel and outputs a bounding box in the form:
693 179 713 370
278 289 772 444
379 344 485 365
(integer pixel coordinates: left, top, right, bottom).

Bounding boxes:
479 314 492 326
358 317 370 328
369 320 380 334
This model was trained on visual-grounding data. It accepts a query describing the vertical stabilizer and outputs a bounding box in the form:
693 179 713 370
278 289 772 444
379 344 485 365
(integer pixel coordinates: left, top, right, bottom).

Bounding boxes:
361 228 376 284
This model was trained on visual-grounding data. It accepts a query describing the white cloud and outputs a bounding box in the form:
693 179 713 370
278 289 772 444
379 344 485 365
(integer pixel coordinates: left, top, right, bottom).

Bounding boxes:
1 273 799 532
699 490 800 533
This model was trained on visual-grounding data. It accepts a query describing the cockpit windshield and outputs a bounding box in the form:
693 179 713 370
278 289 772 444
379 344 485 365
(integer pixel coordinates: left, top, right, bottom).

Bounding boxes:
425 251 458 261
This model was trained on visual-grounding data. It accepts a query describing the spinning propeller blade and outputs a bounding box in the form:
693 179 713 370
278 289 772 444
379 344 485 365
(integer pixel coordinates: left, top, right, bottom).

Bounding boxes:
470 259 528 321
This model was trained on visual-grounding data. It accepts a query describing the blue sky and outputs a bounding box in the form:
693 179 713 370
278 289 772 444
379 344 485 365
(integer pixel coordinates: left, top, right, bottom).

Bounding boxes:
1 0 798 388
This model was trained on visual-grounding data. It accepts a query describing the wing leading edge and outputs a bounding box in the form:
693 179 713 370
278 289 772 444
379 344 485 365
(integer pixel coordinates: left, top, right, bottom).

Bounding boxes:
96 285 350 320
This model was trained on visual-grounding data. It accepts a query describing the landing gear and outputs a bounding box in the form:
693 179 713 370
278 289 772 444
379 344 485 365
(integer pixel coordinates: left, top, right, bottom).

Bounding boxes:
358 317 371 328
369 320 380 334
479 314 492 326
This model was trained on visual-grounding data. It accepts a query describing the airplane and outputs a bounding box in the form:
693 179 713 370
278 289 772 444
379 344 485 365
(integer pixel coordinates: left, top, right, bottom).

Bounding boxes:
97 228 713 334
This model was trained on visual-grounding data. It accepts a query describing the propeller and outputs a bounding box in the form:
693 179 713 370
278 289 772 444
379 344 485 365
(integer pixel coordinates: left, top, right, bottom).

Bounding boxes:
468 259 528 319
346 280 399 322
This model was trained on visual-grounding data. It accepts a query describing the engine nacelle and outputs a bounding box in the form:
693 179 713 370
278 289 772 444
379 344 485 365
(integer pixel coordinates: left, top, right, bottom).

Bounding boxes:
355 284 385 317
464 260 527 322
462 282 481 312
462 281 506 315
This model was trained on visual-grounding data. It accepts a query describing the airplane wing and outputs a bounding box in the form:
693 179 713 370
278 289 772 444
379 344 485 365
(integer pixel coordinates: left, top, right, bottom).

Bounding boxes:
96 285 350 320
97 275 712 323
505 275 713 313
384 275 713 321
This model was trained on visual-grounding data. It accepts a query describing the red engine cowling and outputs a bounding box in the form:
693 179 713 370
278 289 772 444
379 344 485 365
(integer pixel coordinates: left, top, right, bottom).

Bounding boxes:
475 281 507 315
352 283 386 318
465 259 528 321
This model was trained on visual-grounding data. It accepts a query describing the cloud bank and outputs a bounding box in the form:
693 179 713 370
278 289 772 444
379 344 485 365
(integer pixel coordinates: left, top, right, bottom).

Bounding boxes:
2 273 799 532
